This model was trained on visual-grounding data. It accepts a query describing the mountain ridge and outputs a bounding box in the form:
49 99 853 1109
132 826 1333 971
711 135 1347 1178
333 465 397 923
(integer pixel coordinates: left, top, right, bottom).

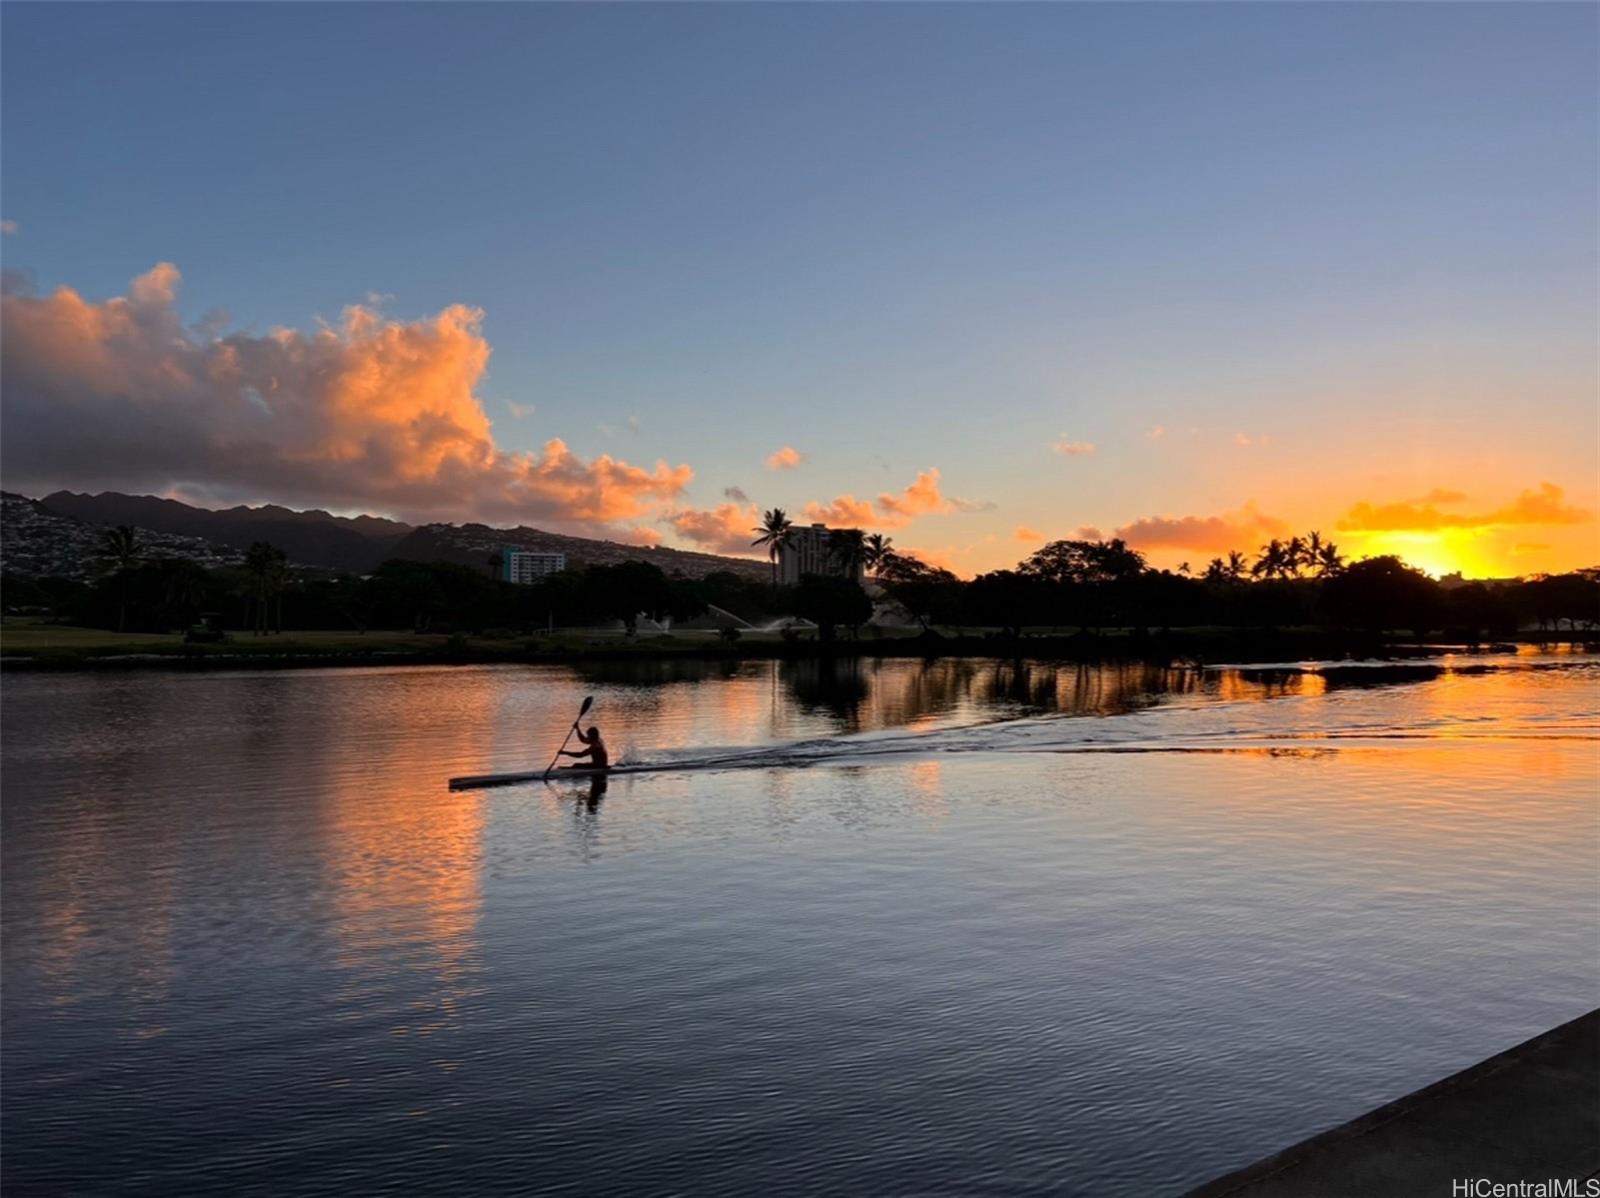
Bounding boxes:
26 491 768 581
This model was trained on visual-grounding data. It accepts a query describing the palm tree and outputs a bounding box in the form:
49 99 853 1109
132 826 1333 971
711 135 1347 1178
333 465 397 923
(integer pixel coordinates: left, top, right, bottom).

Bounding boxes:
751 508 794 587
487 550 504 581
863 533 894 576
99 525 141 632
1225 550 1248 581
1285 535 1306 578
1252 540 1288 581
1305 530 1324 567
828 528 866 579
1315 541 1346 577
1204 557 1227 583
245 541 288 634
269 548 290 633
162 562 208 626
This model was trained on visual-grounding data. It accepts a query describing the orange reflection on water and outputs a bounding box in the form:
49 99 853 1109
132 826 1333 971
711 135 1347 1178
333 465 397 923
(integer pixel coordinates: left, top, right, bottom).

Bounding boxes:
312 678 495 1039
905 759 949 825
1208 668 1327 703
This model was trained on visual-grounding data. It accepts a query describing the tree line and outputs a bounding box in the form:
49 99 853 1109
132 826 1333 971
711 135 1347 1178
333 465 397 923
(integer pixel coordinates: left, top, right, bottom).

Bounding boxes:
3 521 1597 643
872 534 1599 641
749 506 1596 641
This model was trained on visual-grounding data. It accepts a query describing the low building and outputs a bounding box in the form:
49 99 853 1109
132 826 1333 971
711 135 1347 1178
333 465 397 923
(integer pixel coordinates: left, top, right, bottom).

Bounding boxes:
502 548 567 584
778 524 863 586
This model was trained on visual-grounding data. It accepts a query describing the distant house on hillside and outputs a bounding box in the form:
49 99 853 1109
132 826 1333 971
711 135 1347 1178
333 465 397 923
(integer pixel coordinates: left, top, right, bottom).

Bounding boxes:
501 548 567 584
778 524 863 586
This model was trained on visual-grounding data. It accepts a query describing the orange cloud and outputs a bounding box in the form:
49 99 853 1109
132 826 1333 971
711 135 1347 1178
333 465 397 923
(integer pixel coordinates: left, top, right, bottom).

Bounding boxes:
1053 438 1095 457
879 468 954 520
1014 526 1045 543
1338 483 1591 533
663 502 763 555
1114 502 1290 551
802 494 878 526
898 545 958 573
1 264 693 533
765 446 805 470
804 467 989 529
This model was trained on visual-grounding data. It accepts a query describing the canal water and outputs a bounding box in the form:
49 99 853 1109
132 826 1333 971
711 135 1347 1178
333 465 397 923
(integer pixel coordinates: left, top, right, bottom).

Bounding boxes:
4 654 1596 1194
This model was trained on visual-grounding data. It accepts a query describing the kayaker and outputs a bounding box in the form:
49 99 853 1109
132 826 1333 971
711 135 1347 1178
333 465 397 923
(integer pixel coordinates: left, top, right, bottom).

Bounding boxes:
559 722 610 771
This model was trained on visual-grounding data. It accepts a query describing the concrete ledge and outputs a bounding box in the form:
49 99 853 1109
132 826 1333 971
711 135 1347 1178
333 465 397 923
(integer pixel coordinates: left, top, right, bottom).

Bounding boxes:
1187 1009 1600 1197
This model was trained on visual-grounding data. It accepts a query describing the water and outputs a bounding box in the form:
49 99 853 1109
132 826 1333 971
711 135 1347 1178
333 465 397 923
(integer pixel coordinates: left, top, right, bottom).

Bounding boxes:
4 654 1596 1194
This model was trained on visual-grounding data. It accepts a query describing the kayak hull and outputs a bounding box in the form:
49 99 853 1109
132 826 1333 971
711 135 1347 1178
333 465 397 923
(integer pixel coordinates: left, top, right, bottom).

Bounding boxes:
449 767 609 791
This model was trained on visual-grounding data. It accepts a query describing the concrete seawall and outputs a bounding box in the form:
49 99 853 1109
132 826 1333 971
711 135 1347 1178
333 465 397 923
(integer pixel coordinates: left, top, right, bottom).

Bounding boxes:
1188 1009 1600 1197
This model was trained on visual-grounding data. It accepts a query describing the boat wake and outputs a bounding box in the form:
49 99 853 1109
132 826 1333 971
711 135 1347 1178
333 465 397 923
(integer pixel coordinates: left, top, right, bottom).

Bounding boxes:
450 655 1600 789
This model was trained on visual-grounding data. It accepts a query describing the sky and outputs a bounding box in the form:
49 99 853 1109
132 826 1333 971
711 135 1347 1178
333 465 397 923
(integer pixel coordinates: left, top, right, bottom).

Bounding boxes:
2 2 1595 578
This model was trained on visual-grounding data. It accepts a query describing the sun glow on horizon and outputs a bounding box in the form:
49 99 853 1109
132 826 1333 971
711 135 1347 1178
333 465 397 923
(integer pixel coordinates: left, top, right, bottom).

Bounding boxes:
1344 531 1490 581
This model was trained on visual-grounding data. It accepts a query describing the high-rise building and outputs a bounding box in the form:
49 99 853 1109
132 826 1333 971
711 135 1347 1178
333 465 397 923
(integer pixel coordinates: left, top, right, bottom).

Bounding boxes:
501 548 567 584
777 524 863 586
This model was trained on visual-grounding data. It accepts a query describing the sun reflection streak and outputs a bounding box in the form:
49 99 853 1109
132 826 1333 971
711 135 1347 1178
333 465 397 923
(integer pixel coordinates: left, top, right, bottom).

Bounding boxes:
311 680 495 1041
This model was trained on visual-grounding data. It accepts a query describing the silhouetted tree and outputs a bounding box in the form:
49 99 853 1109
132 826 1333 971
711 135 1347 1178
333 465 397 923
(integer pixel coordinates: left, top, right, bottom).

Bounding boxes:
1252 540 1289 581
1019 539 1145 586
794 574 873 641
863 533 894 575
827 528 867 579
1519 571 1600 636
1314 541 1346 577
161 559 209 625
1321 556 1441 635
1285 536 1307 578
1015 539 1145 630
1305 530 1324 568
581 560 704 636
967 569 1046 637
99 524 142 632
1447 582 1514 643
879 554 962 630
245 541 289 634
751 508 794 588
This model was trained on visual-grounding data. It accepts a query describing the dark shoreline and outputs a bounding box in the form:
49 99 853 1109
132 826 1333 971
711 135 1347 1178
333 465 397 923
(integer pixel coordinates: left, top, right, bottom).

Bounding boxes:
1 629 1577 672
1185 1009 1600 1196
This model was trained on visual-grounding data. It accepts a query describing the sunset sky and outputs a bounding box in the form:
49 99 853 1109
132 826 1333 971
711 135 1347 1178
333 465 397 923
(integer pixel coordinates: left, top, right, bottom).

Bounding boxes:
2 3 1595 578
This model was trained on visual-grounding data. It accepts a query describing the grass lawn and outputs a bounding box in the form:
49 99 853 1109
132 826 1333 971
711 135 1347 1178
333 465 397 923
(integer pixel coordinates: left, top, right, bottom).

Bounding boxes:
1 620 182 651
0 618 818 661
0 618 449 659
4 616 1416 666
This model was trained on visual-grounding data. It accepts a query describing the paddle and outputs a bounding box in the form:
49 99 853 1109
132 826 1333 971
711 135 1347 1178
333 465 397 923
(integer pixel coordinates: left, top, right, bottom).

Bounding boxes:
543 695 595 779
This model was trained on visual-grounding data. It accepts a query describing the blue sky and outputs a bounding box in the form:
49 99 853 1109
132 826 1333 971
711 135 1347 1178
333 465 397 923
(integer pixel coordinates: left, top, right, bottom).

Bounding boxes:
3 3 1595 575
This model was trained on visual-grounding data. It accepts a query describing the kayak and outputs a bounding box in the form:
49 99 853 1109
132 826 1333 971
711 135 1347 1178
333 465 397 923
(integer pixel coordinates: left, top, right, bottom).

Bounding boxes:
449 766 613 791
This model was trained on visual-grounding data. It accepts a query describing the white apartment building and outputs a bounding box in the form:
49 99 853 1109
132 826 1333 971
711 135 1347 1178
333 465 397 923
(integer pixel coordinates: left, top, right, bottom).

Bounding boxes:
777 524 863 586
502 548 567 584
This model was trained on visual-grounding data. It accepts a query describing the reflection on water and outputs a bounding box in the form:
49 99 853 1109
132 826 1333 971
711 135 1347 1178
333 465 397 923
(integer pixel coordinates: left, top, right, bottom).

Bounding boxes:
2 654 1596 1194
571 655 1326 742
